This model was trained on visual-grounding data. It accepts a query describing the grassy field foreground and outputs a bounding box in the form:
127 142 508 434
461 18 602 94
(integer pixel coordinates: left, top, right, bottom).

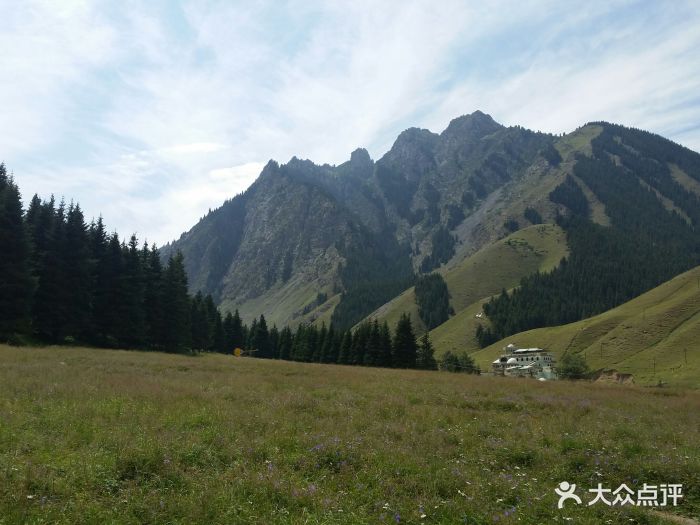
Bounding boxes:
0 346 698 524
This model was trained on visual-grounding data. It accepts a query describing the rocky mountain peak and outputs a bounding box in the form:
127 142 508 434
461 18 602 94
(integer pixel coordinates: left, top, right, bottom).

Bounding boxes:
350 147 372 165
441 110 502 140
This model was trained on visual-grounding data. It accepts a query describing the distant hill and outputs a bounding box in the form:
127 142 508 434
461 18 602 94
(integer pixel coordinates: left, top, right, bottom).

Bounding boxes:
470 265 700 387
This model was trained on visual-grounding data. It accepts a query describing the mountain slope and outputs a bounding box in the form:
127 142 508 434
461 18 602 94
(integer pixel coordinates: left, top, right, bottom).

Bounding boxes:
470 265 700 387
364 224 567 334
162 160 413 328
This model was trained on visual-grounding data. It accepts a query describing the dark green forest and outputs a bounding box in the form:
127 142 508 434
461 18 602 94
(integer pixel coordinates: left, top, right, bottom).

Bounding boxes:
0 164 472 372
477 124 700 346
414 273 451 329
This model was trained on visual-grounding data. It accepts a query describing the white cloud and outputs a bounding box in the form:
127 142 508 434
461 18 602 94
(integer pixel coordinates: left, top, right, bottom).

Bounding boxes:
2 0 700 244
159 143 229 155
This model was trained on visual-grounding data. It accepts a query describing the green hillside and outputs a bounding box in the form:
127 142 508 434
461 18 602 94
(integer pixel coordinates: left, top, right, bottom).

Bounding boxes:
470 265 700 387
429 224 567 354
364 224 567 334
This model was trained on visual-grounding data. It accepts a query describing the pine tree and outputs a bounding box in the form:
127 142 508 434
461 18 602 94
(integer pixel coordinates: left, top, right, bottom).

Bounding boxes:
190 292 208 351
116 234 146 347
142 244 164 348
32 198 68 341
417 332 438 370
363 320 382 366
161 252 191 352
62 203 91 339
320 325 337 363
203 295 219 351
292 324 311 361
86 217 108 343
269 325 280 359
223 309 244 352
252 314 271 358
212 312 226 353
277 326 293 360
97 232 123 345
350 322 370 365
246 317 257 351
314 324 327 362
337 330 353 365
378 321 393 367
0 165 33 338
392 313 418 368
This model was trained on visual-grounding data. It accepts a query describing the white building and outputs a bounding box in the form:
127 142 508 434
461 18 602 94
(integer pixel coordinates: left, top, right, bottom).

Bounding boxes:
492 343 557 379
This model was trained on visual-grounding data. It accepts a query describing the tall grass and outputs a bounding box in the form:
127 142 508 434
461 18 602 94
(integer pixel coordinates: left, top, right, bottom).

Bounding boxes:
0 345 697 524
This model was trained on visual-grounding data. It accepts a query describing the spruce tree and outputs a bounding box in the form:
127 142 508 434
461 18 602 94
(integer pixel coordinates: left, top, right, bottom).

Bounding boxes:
314 324 327 362
116 234 146 347
269 325 280 359
203 295 219 351
291 324 309 361
320 325 337 363
363 320 382 366
62 203 91 339
350 322 370 365
142 244 164 348
378 321 393 367
247 317 257 351
392 313 418 368
252 314 271 358
161 252 191 352
33 198 68 341
98 232 124 344
417 332 438 370
0 165 33 338
212 313 226 353
190 292 208 351
86 217 109 343
277 326 293 360
337 330 353 365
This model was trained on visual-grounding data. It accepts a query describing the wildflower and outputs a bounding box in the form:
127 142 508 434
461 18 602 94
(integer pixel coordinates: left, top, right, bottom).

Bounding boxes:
394 513 401 523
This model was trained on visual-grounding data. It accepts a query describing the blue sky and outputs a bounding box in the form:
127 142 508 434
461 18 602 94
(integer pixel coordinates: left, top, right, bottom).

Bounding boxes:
2 0 700 244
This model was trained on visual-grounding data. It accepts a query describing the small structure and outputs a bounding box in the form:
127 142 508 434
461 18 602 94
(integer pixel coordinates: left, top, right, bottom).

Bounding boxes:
492 343 557 380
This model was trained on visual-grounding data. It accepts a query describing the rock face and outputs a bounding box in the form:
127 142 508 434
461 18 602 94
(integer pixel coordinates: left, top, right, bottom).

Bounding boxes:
161 111 557 328
166 111 700 331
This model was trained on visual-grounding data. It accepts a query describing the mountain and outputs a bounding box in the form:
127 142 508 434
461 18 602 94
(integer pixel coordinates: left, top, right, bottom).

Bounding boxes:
164 111 700 345
163 111 556 328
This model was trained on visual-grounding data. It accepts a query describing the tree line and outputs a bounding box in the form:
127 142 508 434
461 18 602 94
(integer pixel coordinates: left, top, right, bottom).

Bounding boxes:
0 165 478 373
1 163 197 351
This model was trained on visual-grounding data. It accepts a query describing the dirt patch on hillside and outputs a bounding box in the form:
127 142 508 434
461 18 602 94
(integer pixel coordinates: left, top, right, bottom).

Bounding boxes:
594 369 635 385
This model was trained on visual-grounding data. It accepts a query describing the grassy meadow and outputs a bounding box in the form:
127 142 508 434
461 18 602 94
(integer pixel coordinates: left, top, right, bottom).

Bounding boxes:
1 345 699 524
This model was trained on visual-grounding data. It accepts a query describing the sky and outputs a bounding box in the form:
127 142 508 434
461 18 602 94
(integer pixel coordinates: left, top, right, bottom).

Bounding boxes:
2 0 700 245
